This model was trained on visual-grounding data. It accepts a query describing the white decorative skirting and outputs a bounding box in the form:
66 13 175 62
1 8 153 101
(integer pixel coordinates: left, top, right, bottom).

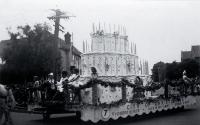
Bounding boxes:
81 96 197 123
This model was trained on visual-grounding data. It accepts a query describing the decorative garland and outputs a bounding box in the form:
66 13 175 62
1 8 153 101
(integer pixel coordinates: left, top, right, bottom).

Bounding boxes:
67 78 164 92
167 80 183 87
64 77 199 107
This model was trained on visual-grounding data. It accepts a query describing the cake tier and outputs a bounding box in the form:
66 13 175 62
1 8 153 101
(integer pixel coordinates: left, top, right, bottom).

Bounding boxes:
81 53 139 77
91 33 130 54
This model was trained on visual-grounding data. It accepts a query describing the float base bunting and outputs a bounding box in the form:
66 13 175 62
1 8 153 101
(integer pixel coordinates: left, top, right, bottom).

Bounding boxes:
80 96 196 123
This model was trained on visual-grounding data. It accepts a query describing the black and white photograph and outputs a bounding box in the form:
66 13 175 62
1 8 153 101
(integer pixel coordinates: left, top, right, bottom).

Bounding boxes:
0 0 200 125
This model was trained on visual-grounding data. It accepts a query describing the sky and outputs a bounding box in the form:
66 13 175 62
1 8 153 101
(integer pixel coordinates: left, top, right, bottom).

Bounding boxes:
0 0 200 71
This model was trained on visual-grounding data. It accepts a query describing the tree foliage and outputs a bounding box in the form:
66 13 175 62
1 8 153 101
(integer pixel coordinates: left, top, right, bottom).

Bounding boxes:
151 61 166 82
152 59 200 81
0 23 61 84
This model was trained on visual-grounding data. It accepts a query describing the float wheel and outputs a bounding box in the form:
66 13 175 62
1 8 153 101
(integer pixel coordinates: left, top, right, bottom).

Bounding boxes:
180 106 185 110
43 112 50 120
76 111 81 119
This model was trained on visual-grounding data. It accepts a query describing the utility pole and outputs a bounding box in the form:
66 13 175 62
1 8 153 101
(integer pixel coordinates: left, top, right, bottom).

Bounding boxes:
48 9 75 81
48 9 75 38
158 66 161 82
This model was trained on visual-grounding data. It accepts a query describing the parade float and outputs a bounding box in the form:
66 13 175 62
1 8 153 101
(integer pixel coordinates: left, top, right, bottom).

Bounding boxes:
63 26 198 123
25 25 199 123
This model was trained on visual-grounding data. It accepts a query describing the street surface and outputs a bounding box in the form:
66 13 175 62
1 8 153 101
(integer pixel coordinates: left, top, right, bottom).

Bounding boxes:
8 97 200 125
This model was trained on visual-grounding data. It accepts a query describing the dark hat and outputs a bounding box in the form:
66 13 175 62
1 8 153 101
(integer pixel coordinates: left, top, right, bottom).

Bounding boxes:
62 71 68 76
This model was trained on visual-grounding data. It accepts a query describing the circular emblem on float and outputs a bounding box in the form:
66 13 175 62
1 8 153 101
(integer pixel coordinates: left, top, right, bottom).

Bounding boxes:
102 108 110 119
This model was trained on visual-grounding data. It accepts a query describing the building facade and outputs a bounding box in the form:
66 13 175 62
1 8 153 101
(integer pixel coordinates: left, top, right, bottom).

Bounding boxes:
58 32 81 73
181 45 200 63
0 32 82 75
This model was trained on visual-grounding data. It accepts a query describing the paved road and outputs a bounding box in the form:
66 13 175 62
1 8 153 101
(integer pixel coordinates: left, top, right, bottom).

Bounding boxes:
6 97 200 125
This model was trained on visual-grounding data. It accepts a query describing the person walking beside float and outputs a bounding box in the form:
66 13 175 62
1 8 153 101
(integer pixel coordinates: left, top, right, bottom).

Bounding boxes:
0 84 16 125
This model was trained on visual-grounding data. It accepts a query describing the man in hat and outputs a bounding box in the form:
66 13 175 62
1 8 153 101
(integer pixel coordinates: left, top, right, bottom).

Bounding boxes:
68 66 76 83
68 68 80 87
33 76 41 103
48 73 56 90
45 73 56 100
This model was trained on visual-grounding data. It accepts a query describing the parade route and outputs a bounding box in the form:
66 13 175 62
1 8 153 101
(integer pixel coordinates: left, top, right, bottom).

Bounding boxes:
9 97 200 125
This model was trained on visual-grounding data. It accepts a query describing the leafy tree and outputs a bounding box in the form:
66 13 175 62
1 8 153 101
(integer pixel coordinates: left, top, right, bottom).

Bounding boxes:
151 61 166 82
178 59 199 78
165 61 180 80
0 23 61 84
152 59 200 81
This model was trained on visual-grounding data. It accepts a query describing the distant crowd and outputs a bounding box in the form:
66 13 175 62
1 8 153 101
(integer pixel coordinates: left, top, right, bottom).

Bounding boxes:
15 66 99 106
28 66 81 104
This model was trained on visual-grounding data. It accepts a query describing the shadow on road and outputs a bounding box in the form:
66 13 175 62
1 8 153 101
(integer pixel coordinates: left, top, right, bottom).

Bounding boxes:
28 108 198 125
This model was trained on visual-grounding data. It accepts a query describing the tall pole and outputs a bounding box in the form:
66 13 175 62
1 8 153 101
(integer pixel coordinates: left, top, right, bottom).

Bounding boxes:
158 66 161 82
48 9 75 81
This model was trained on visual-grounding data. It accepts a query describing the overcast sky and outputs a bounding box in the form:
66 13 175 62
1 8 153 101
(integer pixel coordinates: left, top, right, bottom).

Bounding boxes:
0 0 200 70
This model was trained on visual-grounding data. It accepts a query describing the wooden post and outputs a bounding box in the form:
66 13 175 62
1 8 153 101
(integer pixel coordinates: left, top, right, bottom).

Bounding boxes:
164 80 168 99
92 80 98 105
122 82 127 103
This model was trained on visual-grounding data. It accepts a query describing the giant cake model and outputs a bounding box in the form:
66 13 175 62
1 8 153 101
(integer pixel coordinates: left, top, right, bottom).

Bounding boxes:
81 24 148 77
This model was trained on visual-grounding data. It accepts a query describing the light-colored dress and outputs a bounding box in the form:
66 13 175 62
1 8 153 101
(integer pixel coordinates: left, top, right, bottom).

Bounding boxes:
68 74 80 87
56 77 68 92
